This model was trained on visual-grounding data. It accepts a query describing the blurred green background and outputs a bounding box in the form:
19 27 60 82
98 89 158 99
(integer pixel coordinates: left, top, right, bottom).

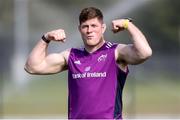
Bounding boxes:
0 0 180 119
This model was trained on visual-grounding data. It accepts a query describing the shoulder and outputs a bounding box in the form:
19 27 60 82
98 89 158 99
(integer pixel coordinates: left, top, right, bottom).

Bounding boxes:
58 48 71 65
116 43 127 50
61 48 71 56
115 43 129 62
115 44 130 72
115 43 131 54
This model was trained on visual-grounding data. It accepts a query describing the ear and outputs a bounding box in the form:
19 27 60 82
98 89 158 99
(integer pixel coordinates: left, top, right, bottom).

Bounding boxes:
102 24 106 33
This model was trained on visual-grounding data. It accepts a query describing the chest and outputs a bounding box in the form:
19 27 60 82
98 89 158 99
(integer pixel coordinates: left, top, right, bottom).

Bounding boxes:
69 50 115 73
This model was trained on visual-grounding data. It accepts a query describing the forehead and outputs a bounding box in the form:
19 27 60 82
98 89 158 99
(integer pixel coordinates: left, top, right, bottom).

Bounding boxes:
80 18 102 26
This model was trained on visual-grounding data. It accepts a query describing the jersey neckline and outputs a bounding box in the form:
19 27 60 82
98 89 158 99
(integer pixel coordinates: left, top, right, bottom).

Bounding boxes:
83 41 109 55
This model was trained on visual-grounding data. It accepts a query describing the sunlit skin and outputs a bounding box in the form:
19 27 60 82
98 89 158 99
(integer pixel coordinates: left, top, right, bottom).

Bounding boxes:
25 17 152 74
79 18 106 53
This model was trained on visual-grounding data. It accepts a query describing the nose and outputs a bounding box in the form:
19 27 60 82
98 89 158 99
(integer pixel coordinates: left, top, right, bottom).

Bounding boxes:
87 26 93 33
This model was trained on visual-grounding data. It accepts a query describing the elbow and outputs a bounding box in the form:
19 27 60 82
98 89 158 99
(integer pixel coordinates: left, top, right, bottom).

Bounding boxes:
140 47 152 60
130 46 152 65
146 47 152 58
24 63 37 75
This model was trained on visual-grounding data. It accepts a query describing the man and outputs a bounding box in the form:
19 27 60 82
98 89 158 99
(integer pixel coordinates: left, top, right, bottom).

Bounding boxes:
25 7 152 119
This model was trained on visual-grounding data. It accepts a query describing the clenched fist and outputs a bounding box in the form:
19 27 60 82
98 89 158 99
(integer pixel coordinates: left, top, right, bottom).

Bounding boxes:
112 19 131 33
44 29 66 42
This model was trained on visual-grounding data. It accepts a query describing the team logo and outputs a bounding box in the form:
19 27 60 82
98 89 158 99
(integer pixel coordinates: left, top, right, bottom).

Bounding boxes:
74 60 81 65
85 66 91 72
98 54 107 62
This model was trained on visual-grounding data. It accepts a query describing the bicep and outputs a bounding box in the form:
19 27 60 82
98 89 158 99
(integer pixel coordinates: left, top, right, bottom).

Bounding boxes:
34 52 68 74
45 53 67 73
116 44 145 65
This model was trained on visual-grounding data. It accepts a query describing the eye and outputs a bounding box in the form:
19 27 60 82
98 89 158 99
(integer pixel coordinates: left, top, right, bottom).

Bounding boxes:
91 24 97 28
81 25 88 29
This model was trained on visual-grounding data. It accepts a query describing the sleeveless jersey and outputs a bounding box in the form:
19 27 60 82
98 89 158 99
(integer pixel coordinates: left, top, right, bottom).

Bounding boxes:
68 42 129 119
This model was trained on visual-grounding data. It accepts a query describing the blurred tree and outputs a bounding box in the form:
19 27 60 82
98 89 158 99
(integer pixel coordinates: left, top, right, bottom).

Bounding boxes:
133 0 180 55
0 0 179 74
0 0 14 75
42 0 120 8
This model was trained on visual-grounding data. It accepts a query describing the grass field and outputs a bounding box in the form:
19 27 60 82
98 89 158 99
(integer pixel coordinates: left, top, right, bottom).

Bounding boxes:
123 76 180 119
1 72 180 119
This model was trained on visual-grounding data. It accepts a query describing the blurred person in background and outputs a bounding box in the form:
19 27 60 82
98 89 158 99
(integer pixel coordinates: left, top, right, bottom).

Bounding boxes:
24 7 152 119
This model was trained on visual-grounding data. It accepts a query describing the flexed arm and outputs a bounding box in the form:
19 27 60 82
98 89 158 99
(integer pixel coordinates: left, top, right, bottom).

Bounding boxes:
24 29 70 75
112 19 152 65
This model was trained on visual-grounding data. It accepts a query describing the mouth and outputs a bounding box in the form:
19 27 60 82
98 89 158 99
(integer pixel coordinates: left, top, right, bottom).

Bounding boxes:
87 36 94 39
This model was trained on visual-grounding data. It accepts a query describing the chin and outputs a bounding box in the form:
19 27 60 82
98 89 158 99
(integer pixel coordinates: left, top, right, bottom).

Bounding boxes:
86 40 98 46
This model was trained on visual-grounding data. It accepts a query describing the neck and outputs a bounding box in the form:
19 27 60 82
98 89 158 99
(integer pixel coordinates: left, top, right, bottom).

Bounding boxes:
85 38 105 53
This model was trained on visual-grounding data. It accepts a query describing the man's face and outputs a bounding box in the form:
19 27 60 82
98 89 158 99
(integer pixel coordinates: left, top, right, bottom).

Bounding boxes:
79 17 106 46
